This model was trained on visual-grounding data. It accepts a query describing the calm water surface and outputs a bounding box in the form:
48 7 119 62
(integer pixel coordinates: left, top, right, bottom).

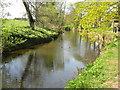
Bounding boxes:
2 31 100 88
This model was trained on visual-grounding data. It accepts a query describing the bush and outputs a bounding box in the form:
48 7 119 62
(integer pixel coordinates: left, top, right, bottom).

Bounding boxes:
2 19 58 51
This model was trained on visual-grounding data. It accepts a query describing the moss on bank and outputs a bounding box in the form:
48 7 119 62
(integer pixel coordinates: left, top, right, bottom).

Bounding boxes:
1 19 59 52
66 33 118 88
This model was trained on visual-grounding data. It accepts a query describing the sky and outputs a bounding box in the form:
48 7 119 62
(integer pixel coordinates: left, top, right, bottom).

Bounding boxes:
2 0 26 19
1 0 84 19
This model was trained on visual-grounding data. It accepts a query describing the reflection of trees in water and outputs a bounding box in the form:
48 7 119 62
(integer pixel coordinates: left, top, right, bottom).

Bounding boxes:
2 53 23 63
84 41 101 64
18 42 65 87
78 35 101 64
2 31 102 88
35 41 64 71
19 52 44 88
20 53 34 88
54 48 64 71
68 32 79 47
0 52 1 89
73 54 83 61
42 45 64 71
61 32 100 64
80 35 82 44
2 53 29 88
19 48 65 87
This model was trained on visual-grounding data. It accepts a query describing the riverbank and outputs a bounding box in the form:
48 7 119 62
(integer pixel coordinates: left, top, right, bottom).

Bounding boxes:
1 19 59 53
66 31 118 88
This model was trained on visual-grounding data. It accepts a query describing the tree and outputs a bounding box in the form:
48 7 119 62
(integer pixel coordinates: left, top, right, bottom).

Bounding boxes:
26 1 62 29
69 1 118 29
118 1 120 31
57 1 66 29
22 0 35 30
22 0 66 30
37 2 59 28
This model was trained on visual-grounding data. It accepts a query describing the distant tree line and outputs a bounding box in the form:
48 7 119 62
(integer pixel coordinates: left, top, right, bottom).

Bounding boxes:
14 18 27 21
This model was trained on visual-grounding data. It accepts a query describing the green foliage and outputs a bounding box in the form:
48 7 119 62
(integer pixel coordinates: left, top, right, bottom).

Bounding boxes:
64 7 76 28
79 27 113 43
62 25 74 28
35 2 61 28
70 2 118 29
105 41 117 48
2 19 58 51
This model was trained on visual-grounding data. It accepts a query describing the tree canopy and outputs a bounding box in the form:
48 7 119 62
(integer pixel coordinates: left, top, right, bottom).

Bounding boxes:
66 2 118 29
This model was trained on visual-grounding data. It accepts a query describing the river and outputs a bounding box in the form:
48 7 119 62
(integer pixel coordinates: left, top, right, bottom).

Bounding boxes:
2 31 101 88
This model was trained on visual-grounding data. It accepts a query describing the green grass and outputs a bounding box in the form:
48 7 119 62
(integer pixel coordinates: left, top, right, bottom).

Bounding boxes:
1 19 58 51
66 37 118 88
1 19 29 27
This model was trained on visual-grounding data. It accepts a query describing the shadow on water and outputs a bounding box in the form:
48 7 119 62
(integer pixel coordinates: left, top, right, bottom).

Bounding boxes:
2 31 101 88
20 53 35 88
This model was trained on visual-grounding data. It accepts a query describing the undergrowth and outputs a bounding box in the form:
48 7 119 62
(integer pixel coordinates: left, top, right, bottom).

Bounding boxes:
1 19 58 51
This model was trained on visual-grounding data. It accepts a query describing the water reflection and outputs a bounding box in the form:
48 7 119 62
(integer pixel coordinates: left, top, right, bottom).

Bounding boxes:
2 31 100 88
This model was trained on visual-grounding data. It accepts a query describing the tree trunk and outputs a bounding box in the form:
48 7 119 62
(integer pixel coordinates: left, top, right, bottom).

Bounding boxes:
22 0 34 30
35 9 39 26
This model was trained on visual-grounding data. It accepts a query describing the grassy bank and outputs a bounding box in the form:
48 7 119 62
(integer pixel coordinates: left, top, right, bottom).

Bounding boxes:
1 19 59 52
66 31 118 88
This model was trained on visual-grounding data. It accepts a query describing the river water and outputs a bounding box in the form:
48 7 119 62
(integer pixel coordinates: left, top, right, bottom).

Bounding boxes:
2 31 101 88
